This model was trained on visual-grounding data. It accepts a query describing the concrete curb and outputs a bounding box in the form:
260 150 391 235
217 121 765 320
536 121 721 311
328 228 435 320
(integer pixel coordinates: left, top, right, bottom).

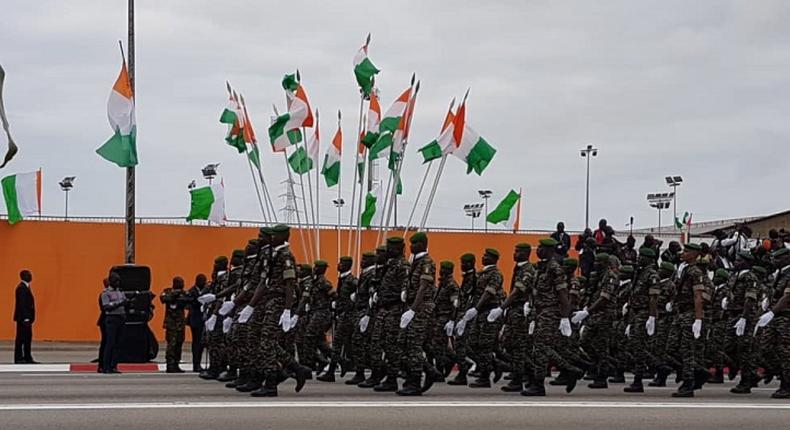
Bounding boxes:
0 363 170 373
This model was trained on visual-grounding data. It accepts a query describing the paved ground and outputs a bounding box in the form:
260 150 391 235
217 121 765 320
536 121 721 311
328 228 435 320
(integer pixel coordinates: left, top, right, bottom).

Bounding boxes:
0 341 193 365
0 371 787 429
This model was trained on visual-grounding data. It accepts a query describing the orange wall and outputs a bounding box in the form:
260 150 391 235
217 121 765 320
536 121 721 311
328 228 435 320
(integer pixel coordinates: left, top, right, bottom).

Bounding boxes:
0 221 547 341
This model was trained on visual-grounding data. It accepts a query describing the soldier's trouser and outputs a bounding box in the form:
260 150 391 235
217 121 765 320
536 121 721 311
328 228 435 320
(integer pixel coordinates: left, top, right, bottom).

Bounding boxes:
331 312 354 362
451 318 474 365
532 309 576 380
611 318 631 371
676 311 704 381
468 310 501 375
724 315 756 380
303 310 331 367
208 322 227 370
351 310 370 369
231 319 252 370
165 325 185 367
401 306 433 374
650 313 672 367
706 318 728 368
428 314 452 370
189 323 204 370
294 313 310 364
503 307 532 375
580 315 613 376
758 314 790 382
628 311 650 377
378 306 403 377
254 297 292 375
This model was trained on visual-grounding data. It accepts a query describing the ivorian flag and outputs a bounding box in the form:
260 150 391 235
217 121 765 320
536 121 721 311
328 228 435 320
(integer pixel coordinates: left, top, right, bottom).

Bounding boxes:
240 95 261 168
360 184 384 228
288 146 313 174
307 111 320 166
96 57 137 167
379 87 411 133
486 189 521 230
451 101 497 175
224 92 246 153
219 82 238 124
322 123 342 187
418 101 455 163
357 132 366 181
1 170 41 225
353 37 379 97
282 73 298 92
361 91 381 147
0 63 20 169
269 84 311 151
675 212 693 229
186 182 226 224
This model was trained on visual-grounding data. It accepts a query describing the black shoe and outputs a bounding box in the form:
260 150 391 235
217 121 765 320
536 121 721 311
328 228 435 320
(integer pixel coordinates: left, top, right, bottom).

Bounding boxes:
166 367 186 374
501 375 523 392
693 369 710 390
521 382 546 396
469 369 480 378
236 378 263 393
588 379 608 389
447 364 469 386
672 380 694 398
397 373 423 396
358 369 385 388
649 367 670 387
730 382 752 394
339 359 350 378
217 370 236 382
771 380 790 399
566 370 583 394
291 365 311 393
624 383 644 393
346 370 367 385
421 364 443 393
199 370 218 380
250 373 278 398
192 367 204 373
442 362 455 378
25 359 40 364
316 371 336 382
109 369 122 374
374 376 399 392
549 375 570 386
468 375 491 388
608 370 626 384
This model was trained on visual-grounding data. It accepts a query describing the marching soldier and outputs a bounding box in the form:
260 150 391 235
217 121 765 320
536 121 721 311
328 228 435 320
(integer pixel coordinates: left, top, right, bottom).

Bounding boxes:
447 253 477 386
347 252 377 385
318 256 356 382
303 261 334 375
427 261 459 381
197 256 229 380
624 248 660 393
724 252 760 394
754 247 790 398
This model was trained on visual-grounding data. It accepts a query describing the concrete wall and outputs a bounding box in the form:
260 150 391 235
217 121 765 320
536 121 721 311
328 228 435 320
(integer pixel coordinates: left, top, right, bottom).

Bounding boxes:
0 221 549 341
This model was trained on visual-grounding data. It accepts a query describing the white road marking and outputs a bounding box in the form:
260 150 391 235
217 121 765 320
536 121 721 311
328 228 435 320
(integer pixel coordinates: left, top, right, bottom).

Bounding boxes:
1 401 789 411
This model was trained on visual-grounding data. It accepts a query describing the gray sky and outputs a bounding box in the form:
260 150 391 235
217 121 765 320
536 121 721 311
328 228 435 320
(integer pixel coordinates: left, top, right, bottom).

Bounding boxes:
2 0 789 231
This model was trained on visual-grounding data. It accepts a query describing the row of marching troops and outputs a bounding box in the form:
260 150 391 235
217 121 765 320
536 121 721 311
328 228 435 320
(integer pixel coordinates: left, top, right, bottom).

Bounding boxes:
157 224 789 398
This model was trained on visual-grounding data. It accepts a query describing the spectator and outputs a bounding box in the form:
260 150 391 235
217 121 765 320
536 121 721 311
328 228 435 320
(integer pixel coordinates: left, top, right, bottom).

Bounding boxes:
550 222 572 258
13 270 37 364
100 272 127 374
96 278 109 373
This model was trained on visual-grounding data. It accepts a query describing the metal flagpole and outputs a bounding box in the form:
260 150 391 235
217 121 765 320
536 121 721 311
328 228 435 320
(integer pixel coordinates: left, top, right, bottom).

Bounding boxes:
244 147 268 222
125 0 136 263
238 94 268 222
419 155 447 230
354 138 368 271
274 104 308 261
347 94 365 256
336 110 342 260
298 125 315 261
314 110 321 258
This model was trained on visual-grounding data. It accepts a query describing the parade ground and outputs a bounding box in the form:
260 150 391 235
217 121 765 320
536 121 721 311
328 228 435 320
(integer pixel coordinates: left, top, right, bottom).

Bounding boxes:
0 370 787 430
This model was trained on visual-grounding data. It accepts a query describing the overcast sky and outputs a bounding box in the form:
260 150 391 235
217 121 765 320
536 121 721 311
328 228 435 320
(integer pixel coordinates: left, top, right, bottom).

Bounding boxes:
2 0 789 232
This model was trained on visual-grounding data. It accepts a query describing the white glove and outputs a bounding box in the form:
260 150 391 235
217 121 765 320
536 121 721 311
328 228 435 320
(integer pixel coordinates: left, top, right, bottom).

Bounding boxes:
350 293 357 302
455 319 467 336
571 307 589 324
756 311 774 328
621 303 629 316
279 309 292 332
400 309 415 329
359 315 370 333
624 324 631 337
400 290 407 303
462 308 478 322
665 302 673 313
733 317 746 337
528 320 536 335
289 314 299 328
579 325 585 337
761 297 770 311
487 307 504 322
646 316 656 336
304 303 310 313
444 320 455 336
721 297 729 310
198 293 216 305
372 292 379 304
205 314 217 331
218 301 235 316
692 319 702 339
523 302 531 316
238 305 254 324
559 318 572 337
331 301 337 310
222 317 232 334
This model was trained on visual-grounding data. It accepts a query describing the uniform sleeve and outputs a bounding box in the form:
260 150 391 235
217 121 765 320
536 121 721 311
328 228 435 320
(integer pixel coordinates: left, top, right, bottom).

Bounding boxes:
691 268 706 293
421 258 436 285
484 271 503 295
551 263 568 291
282 256 296 281
783 278 790 296
599 276 615 300
744 274 759 300
513 267 533 294
648 272 661 296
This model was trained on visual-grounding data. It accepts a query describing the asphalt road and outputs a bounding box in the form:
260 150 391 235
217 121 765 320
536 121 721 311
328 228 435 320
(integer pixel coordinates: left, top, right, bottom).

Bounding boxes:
0 372 787 430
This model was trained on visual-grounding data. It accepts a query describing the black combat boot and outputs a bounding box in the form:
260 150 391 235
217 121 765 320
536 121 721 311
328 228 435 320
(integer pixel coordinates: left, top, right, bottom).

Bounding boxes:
346 369 367 385
709 367 724 384
671 379 694 398
339 358 351 378
771 378 790 399
608 368 626 384
549 370 569 386
287 363 311 393
468 371 491 388
447 363 469 386
374 374 399 392
421 363 443 393
199 367 219 380
624 374 644 393
648 366 670 387
501 373 523 392
442 360 455 378
217 367 237 382
358 367 385 388
397 372 423 396
730 375 752 394
316 361 337 382
521 378 546 396
226 369 249 388
250 372 278 397
588 371 609 389
236 371 263 392
565 368 584 393
693 369 710 390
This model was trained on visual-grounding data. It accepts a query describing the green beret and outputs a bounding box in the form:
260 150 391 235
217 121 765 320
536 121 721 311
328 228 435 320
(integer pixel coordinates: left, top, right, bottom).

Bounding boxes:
485 248 500 258
562 258 579 268
595 253 610 262
440 261 454 270
339 256 353 263
259 226 273 235
299 264 313 271
515 243 532 251
772 247 790 258
231 249 245 258
214 256 228 264
620 265 634 274
362 252 376 258
386 236 404 245
752 265 767 275
314 260 328 268
659 262 676 272
539 238 558 247
737 251 754 262
460 253 476 263
683 243 702 252
272 224 290 234
639 247 656 258
409 232 428 244
376 245 387 252
714 268 729 280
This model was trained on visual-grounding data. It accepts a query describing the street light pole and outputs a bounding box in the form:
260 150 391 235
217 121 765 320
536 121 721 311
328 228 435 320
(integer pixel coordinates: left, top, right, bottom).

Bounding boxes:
580 144 598 230
59 177 75 221
477 190 492 232
665 176 683 230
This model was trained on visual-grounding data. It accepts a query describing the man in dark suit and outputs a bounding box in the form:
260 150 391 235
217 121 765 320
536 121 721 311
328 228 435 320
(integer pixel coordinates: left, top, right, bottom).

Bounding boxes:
13 270 37 364
186 274 208 372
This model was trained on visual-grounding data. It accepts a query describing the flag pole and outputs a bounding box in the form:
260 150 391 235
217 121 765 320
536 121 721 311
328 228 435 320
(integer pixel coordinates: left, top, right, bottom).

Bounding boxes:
298 125 316 261
353 124 368 272
314 109 321 258
237 93 268 223
336 109 343 260
347 93 365 256
124 0 136 263
273 104 308 262
419 155 446 231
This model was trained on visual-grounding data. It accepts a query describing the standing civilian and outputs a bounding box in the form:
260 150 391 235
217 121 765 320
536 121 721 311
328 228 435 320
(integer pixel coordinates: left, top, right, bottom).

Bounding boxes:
13 270 37 364
100 273 127 374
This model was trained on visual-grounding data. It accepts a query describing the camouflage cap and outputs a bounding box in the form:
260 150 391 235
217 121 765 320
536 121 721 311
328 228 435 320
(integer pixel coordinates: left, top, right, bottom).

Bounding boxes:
214 256 228 265
562 257 579 268
620 265 634 274
713 268 729 280
683 243 703 252
659 262 676 272
440 261 455 271
595 253 610 262
638 247 656 258
772 247 790 258
538 238 558 247
409 232 428 244
386 236 405 245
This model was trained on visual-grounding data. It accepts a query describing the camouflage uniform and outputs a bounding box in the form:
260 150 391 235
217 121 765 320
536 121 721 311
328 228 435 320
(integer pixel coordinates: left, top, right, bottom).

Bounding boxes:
467 265 504 377
331 271 357 366
206 270 229 372
451 269 477 368
428 272 458 373
531 259 578 381
669 262 708 383
303 274 333 368
627 264 659 379
223 265 244 372
503 261 536 377
579 267 617 380
401 253 436 374
723 269 760 384
758 266 790 390
294 274 313 366
378 256 408 379
651 275 676 369
160 287 187 369
350 265 376 372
